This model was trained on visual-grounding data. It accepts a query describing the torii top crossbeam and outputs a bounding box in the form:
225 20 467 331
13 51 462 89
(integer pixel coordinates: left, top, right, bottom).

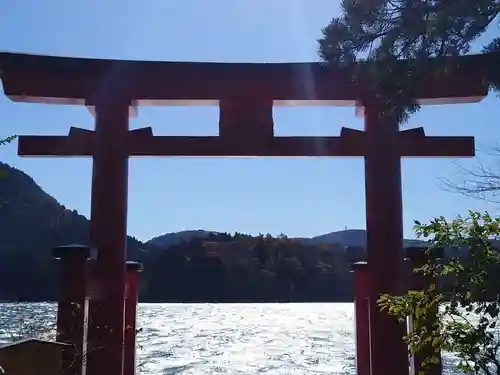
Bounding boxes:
0 52 489 159
0 52 489 107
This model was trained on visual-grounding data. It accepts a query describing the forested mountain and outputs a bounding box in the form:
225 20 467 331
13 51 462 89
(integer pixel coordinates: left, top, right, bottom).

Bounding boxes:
0 163 153 300
142 233 360 302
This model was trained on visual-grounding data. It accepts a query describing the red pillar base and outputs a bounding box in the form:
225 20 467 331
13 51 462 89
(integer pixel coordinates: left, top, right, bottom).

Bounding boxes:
124 261 143 375
53 244 90 375
351 261 370 375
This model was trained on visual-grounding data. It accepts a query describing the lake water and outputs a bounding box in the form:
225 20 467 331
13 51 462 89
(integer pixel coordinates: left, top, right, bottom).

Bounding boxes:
0 303 463 374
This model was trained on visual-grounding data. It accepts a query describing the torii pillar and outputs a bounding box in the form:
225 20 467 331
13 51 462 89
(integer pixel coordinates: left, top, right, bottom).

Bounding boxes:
19 100 138 375
84 98 131 375
342 104 475 375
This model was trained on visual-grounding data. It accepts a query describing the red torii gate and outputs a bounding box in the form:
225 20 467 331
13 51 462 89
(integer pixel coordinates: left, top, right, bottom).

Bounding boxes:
0 52 488 375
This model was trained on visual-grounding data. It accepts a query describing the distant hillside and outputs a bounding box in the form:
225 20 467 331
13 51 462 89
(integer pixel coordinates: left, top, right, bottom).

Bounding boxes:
304 229 425 248
147 230 221 249
0 163 154 300
142 233 356 302
148 228 425 251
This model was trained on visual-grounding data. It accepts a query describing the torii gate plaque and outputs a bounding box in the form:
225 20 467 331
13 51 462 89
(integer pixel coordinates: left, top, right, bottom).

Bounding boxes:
0 52 488 375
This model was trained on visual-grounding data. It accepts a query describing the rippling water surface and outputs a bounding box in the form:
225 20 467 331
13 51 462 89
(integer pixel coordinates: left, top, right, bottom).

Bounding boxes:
0 303 463 374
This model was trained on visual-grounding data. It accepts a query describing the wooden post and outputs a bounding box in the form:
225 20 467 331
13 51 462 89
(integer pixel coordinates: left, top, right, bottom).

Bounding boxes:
53 244 90 375
123 261 143 375
351 261 370 375
86 99 130 375
406 246 444 375
364 105 409 375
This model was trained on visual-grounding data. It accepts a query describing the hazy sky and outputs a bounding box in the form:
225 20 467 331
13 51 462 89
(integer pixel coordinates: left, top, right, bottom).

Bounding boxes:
0 1 499 242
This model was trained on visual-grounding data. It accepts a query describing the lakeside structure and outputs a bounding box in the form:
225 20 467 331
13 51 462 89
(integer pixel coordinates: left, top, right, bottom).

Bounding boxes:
0 51 492 375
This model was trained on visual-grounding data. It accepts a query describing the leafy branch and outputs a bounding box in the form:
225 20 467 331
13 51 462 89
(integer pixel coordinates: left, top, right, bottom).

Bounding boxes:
318 0 500 125
0 135 16 147
378 211 500 374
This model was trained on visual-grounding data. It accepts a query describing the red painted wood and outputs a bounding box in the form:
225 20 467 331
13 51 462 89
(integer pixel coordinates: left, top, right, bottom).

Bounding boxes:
18 135 363 157
124 262 142 375
18 129 94 157
364 106 409 375
125 135 364 157
17 133 475 158
219 99 274 142
53 245 90 375
85 101 129 375
398 136 474 157
0 52 489 105
351 262 370 375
